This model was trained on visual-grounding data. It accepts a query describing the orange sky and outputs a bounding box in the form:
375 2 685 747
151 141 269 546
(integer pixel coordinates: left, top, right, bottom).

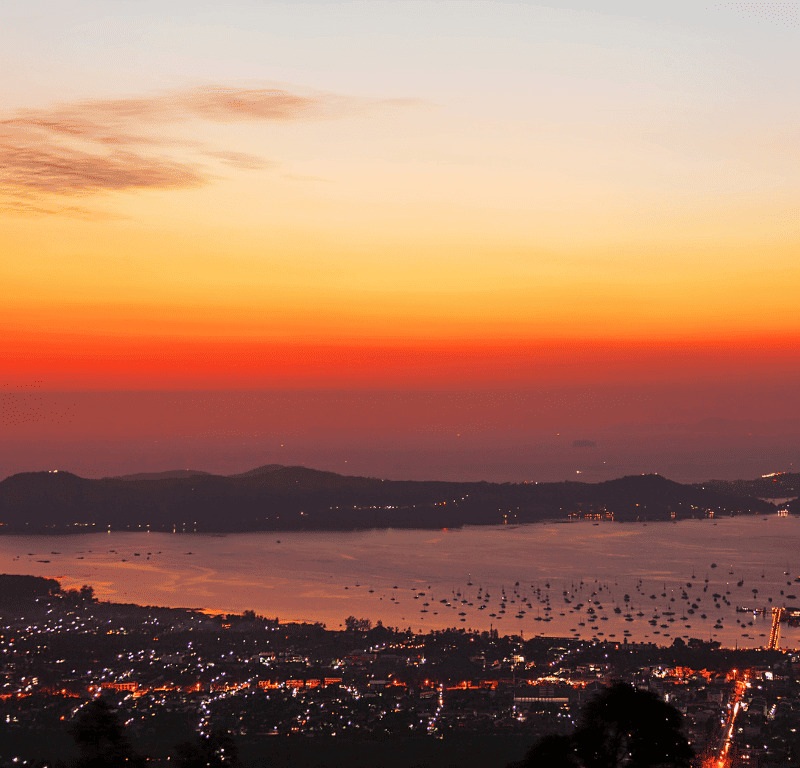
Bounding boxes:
4 329 800 391
2 1 799 481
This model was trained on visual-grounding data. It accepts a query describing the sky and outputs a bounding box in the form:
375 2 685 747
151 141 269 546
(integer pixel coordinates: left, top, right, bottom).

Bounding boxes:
2 1 798 483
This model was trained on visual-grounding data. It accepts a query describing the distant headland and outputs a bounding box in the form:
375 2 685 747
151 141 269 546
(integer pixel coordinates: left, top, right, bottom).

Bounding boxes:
0 465 796 534
0 464 800 534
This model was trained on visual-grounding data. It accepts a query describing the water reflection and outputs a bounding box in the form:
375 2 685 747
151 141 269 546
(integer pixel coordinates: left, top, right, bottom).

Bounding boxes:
0 516 798 648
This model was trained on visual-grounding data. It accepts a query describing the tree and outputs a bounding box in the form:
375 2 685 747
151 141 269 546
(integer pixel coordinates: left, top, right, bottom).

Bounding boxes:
175 729 239 767
574 682 693 768
70 698 145 767
511 683 693 768
79 585 96 603
511 734 581 768
345 616 371 631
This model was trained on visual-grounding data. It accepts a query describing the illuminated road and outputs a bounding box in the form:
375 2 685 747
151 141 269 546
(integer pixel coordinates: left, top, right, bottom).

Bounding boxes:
712 669 748 768
768 608 784 650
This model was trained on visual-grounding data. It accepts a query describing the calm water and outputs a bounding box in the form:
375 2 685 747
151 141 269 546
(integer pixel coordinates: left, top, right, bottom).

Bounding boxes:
2 516 799 649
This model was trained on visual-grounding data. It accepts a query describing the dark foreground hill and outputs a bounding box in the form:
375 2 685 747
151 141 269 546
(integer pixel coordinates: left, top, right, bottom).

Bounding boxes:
0 465 777 533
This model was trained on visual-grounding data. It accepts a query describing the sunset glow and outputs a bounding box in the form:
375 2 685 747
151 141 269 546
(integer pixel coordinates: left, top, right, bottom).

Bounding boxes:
2 0 798 480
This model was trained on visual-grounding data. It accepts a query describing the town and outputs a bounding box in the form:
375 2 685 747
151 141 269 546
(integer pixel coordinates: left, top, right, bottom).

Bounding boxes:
1 576 799 767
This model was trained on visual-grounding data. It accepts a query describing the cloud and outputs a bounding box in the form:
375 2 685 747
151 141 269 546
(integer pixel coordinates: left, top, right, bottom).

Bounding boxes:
0 137 205 195
0 196 125 220
203 150 272 170
0 84 399 215
176 86 325 122
3 85 326 144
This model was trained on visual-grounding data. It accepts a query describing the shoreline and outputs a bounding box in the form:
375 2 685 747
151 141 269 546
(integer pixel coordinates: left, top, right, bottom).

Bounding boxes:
0 509 793 537
3 518 798 651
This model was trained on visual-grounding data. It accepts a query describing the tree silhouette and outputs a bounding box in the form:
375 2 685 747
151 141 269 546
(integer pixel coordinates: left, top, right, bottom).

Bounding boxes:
511 734 581 768
70 698 144 767
575 682 693 768
345 615 371 631
175 729 239 767
511 682 693 768
79 585 96 603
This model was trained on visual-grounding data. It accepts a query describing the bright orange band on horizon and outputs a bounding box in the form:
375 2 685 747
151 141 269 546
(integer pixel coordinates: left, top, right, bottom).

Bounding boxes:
4 331 799 390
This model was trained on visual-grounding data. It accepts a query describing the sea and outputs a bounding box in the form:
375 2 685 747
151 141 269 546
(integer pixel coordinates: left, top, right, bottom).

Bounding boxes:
2 515 799 650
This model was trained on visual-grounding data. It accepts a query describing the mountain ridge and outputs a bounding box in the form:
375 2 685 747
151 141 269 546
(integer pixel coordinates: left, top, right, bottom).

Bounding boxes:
0 465 785 533
113 469 212 481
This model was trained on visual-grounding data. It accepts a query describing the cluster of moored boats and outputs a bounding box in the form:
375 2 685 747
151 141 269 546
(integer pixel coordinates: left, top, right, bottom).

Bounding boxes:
341 563 800 645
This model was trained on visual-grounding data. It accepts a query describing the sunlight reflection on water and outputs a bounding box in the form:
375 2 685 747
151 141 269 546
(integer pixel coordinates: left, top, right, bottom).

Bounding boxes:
1 516 799 647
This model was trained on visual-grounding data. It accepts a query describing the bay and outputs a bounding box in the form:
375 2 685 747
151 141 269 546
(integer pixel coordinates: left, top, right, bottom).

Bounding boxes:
1 515 798 649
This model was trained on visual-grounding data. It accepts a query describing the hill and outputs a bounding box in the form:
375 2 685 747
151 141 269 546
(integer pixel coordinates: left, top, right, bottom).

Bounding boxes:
694 472 799 500
227 464 286 478
0 466 778 533
0 574 61 606
113 470 212 481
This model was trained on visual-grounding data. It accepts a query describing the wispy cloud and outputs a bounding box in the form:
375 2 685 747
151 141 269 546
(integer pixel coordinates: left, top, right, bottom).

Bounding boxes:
0 85 407 215
0 139 206 196
0 195 126 219
203 150 273 170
